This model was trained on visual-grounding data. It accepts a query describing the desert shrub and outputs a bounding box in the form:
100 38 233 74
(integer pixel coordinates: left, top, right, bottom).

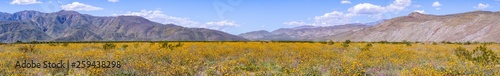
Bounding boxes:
454 46 470 59
402 40 411 46
18 45 36 53
103 43 116 50
134 43 139 48
378 40 389 44
161 42 170 48
341 40 351 47
48 43 57 46
361 43 373 51
62 43 69 47
464 41 472 45
121 44 129 49
327 40 334 45
366 43 373 47
471 45 498 64
454 45 499 65
15 40 22 43
160 42 183 50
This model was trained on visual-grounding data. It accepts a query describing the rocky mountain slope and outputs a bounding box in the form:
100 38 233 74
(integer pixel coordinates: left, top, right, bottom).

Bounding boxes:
0 10 247 43
331 11 500 42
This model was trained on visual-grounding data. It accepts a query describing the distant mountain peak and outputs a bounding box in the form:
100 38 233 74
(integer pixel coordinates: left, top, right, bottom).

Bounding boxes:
291 25 318 29
408 12 426 17
13 10 43 15
55 10 81 15
116 15 152 23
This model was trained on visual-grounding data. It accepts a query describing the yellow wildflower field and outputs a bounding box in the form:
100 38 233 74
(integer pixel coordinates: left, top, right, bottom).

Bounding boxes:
0 42 499 75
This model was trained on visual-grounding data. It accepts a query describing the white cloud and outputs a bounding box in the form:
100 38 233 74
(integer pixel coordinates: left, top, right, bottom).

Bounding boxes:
61 2 103 11
203 20 239 31
116 9 239 31
10 0 41 5
385 0 412 12
348 3 385 15
341 0 351 4
313 11 353 26
432 1 441 7
474 3 489 9
431 1 441 10
108 0 119 2
283 21 308 26
413 10 425 14
289 0 411 26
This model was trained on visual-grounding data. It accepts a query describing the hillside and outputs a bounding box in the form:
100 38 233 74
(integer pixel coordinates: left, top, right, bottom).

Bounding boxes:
331 11 500 42
0 10 247 43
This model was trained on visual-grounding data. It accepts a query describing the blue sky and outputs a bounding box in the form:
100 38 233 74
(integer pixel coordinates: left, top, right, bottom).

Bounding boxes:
1 0 500 35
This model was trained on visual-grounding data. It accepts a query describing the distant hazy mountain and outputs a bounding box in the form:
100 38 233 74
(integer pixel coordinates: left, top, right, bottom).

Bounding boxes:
331 11 500 42
0 10 247 43
239 24 370 41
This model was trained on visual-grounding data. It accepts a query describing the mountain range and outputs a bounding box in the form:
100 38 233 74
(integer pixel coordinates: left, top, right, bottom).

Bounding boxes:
240 11 500 42
238 24 370 41
0 10 247 43
1 10 500 43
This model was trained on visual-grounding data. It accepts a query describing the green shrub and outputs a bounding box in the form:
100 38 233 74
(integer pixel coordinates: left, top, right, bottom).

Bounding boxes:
402 40 411 46
341 40 351 47
18 45 36 53
454 46 470 59
62 43 69 47
48 43 57 46
103 43 116 50
464 41 472 45
361 43 373 51
327 40 334 45
121 44 129 49
160 42 183 50
454 46 499 65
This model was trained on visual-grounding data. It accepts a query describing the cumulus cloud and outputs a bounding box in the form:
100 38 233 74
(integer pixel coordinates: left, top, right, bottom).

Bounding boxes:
341 0 351 4
203 20 239 31
385 0 412 12
313 11 354 26
117 9 199 27
348 3 385 15
432 1 441 7
108 0 119 2
284 0 412 26
413 10 425 14
474 3 489 9
10 0 41 5
115 9 239 31
61 2 103 11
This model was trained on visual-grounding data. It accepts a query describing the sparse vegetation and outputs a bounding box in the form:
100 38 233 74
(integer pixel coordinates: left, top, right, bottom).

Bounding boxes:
455 45 499 65
17 45 36 53
103 43 116 50
327 40 334 45
342 40 351 47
